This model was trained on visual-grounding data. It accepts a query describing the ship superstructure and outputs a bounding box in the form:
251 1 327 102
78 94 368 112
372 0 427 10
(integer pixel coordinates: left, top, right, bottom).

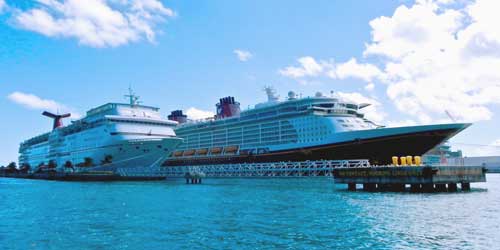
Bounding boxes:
19 89 182 172
165 87 470 166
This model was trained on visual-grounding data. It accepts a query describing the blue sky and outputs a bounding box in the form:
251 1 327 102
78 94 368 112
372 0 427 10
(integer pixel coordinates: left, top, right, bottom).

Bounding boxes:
1 0 500 163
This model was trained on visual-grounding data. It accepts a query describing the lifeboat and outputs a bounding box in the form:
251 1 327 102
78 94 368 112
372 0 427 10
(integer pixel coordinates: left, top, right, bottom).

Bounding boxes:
210 147 223 155
183 149 196 156
173 151 184 157
196 148 208 155
225 145 239 154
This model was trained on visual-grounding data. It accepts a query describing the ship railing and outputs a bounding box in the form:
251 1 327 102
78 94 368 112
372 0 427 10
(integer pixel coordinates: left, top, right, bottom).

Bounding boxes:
136 159 372 178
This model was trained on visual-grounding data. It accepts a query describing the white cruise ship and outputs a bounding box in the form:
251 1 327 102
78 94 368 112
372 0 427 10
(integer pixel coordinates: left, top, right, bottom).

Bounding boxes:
18 89 182 172
164 87 470 166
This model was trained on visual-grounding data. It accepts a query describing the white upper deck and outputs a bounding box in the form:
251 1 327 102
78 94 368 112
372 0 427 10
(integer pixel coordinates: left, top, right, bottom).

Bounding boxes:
177 87 374 130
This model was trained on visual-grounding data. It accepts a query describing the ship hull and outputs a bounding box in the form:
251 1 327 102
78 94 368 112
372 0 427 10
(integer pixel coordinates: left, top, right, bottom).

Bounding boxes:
163 124 469 166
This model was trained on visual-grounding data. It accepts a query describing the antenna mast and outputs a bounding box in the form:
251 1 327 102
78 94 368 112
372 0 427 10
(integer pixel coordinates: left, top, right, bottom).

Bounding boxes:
124 87 141 106
445 110 457 122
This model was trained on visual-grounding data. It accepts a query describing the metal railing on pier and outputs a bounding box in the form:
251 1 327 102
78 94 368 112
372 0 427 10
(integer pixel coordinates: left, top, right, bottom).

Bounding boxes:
117 159 371 178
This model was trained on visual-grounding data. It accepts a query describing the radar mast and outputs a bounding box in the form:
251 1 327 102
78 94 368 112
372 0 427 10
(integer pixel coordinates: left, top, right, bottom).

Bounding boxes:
263 86 279 102
124 87 141 106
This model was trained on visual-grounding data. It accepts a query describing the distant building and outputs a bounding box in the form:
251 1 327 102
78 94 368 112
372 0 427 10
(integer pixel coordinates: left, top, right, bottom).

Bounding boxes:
423 143 463 166
462 156 500 173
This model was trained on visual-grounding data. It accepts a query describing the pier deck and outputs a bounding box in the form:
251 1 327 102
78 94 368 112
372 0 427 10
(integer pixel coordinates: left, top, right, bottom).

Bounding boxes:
333 166 487 192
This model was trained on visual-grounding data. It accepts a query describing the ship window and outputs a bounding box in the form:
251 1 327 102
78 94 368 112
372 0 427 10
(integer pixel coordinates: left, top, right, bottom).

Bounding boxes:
337 119 345 123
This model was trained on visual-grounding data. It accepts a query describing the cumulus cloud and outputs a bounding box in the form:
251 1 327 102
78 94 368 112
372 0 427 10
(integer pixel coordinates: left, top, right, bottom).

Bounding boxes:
364 83 375 91
186 107 214 120
8 91 81 118
335 92 386 124
333 58 383 82
0 0 6 13
279 56 383 84
280 0 500 124
234 49 253 62
11 0 176 48
279 56 327 78
458 139 500 157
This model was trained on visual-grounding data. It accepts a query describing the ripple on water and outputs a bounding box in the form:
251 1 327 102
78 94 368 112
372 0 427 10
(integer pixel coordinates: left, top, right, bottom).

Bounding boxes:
0 175 499 250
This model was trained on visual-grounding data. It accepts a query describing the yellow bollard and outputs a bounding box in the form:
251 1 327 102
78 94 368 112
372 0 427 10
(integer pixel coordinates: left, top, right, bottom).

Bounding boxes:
400 156 407 166
392 156 399 166
414 156 422 166
406 156 413 166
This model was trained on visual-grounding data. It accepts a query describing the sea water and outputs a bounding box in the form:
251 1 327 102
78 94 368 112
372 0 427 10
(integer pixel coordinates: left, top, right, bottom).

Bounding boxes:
1 175 499 250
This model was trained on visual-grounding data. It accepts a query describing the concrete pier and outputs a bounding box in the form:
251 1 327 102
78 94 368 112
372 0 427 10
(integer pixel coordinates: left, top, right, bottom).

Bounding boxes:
0 172 165 181
333 166 487 193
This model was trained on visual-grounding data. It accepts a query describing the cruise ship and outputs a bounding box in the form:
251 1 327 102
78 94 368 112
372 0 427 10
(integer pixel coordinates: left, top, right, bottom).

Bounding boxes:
19 89 182 172
164 88 470 166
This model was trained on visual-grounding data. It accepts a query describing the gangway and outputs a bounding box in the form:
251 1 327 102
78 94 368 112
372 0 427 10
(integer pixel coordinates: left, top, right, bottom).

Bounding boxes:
117 159 371 178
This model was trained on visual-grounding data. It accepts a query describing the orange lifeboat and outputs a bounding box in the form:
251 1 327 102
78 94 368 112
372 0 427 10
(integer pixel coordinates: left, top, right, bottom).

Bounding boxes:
225 145 239 154
210 147 223 155
173 151 184 157
183 149 196 156
196 148 208 155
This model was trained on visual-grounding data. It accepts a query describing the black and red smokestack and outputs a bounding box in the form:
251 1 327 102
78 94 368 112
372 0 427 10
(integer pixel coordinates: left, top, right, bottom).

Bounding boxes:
168 110 187 124
42 111 71 130
216 96 240 119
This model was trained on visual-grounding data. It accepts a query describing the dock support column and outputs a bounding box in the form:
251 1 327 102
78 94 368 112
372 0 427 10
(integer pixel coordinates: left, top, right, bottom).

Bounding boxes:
448 183 458 192
348 183 356 191
461 182 471 191
422 183 434 193
390 184 405 192
435 184 447 192
410 184 421 192
363 183 376 191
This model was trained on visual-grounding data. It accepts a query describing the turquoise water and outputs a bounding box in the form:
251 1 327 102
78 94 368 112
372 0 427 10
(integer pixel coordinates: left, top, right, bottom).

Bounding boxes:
1 175 499 250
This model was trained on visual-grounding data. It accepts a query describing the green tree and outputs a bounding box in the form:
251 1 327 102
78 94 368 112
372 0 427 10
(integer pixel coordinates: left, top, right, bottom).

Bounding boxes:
64 161 73 168
48 160 57 169
83 157 94 167
19 164 31 173
101 155 113 165
35 162 45 173
6 162 17 173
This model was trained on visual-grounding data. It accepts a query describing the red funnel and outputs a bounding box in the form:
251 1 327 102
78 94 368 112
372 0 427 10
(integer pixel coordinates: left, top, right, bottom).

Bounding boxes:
42 111 71 130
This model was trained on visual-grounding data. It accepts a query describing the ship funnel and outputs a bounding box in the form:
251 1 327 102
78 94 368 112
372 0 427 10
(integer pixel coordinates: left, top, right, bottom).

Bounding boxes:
168 110 187 123
42 111 71 130
216 96 241 119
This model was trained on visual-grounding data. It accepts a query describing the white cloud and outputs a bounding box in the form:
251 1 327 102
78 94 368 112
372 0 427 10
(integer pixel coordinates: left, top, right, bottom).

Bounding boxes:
335 92 387 124
12 0 176 48
185 107 214 120
280 0 500 124
364 83 375 91
333 58 383 82
7 91 81 118
279 56 329 78
0 0 6 13
279 56 382 84
233 49 253 62
458 139 500 157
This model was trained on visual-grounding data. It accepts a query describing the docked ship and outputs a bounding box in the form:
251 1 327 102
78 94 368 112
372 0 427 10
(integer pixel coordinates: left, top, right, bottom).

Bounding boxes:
164 87 470 166
19 89 182 172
